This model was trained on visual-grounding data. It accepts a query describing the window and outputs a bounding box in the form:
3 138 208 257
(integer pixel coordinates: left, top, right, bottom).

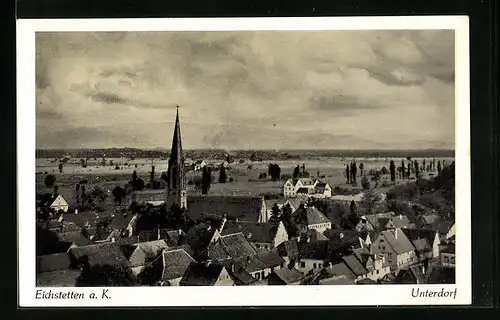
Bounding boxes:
444 256 450 263
450 257 455 264
313 263 317 268
300 262 305 268
376 270 379 274
255 244 260 248
261 271 265 279
255 273 260 280
318 264 322 268
382 246 385 250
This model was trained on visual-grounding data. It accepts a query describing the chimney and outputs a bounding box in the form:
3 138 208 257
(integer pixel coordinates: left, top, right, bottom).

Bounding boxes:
395 229 398 240
74 209 78 215
111 236 116 243
231 263 236 273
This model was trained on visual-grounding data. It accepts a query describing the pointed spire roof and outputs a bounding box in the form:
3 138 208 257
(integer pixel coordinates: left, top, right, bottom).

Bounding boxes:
168 106 184 167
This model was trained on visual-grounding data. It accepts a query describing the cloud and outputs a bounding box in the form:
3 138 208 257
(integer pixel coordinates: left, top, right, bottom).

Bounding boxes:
35 30 455 149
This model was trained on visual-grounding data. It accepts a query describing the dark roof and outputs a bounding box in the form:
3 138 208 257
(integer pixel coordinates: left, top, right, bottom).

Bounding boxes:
271 267 303 284
298 240 329 260
68 242 130 267
342 255 368 276
36 269 81 287
57 230 93 247
221 221 276 244
36 192 58 207
219 233 257 258
327 230 363 249
179 262 225 286
226 266 257 285
401 228 438 244
108 214 135 231
234 250 284 273
330 262 357 280
378 229 415 254
395 265 427 284
429 220 455 234
296 187 310 194
208 240 232 261
277 240 299 261
426 266 455 284
292 206 331 226
128 240 169 267
37 252 72 273
356 278 377 284
441 243 455 254
186 195 264 222
319 275 355 285
256 250 285 268
162 248 195 280
131 190 165 203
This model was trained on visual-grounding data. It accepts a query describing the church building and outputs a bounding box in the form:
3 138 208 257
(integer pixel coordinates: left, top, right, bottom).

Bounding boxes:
164 108 268 223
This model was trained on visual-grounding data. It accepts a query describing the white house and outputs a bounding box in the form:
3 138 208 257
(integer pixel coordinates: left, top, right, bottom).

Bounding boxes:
194 160 207 171
50 194 69 213
283 178 332 198
371 228 418 271
292 204 332 234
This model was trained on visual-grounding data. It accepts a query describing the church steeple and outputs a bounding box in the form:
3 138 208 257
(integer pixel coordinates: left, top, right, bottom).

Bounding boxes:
165 106 187 210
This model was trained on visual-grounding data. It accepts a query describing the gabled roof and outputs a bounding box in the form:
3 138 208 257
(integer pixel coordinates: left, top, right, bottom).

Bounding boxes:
395 265 427 284
421 214 440 225
429 220 455 234
207 240 232 261
68 242 130 267
161 248 195 280
276 240 299 261
391 215 412 228
285 198 306 211
36 269 81 287
37 252 72 273
179 262 226 286
298 240 329 260
307 229 329 242
226 266 257 285
319 275 355 285
128 240 169 267
356 278 377 284
363 212 395 229
401 228 438 248
219 232 257 258
57 230 93 247
108 214 135 231
327 230 363 249
342 255 368 276
296 187 310 194
378 228 415 254
292 206 331 226
330 262 357 280
221 221 276 244
186 195 264 222
253 250 284 269
271 267 303 284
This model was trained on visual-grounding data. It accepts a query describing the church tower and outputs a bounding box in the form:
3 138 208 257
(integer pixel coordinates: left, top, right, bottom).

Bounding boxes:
165 107 187 210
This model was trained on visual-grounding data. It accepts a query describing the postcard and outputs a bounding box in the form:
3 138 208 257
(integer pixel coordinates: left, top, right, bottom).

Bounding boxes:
17 16 470 306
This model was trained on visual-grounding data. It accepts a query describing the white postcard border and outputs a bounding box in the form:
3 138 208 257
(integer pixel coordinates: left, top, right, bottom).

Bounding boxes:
17 16 471 307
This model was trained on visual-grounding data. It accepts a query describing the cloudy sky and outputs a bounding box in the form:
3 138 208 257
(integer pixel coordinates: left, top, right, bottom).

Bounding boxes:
36 30 455 150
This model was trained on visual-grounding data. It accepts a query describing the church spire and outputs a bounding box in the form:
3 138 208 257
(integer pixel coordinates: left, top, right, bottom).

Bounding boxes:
165 106 187 210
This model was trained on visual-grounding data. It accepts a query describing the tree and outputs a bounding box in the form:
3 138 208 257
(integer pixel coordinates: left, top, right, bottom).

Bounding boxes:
360 190 381 215
269 203 281 226
389 160 396 182
201 166 211 195
112 186 126 204
414 160 420 178
361 176 370 190
150 165 155 184
44 174 56 188
349 200 357 215
359 163 364 176
380 166 389 175
58 163 63 173
437 160 442 175
76 264 139 287
293 165 300 179
401 160 406 180
132 170 138 182
345 164 350 184
218 166 227 183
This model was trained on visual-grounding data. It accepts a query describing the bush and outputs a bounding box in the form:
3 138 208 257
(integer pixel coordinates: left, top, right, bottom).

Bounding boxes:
361 176 370 190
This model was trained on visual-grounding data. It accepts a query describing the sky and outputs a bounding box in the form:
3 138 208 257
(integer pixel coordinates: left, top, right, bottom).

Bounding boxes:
36 30 455 150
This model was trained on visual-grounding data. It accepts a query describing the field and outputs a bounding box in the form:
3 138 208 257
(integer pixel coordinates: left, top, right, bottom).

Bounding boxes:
36 156 455 205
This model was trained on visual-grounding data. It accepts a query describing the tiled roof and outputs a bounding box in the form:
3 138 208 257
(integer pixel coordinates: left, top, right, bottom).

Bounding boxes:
255 250 284 268
36 269 81 287
208 240 232 261
296 187 310 194
327 230 363 249
221 221 276 244
108 214 135 231
276 240 299 261
131 190 165 203
219 232 257 258
307 229 328 242
226 266 257 285
161 248 195 280
128 240 169 267
356 278 377 284
179 262 225 286
68 242 130 267
330 262 357 280
186 195 264 222
395 265 427 284
363 212 395 229
421 214 440 225
57 230 93 247
271 267 303 284
292 206 331 226
379 228 415 254
401 228 437 250
319 275 355 285
391 215 412 228
342 255 368 276
429 220 455 234
298 240 329 260
37 252 72 273
233 255 267 273
285 198 306 211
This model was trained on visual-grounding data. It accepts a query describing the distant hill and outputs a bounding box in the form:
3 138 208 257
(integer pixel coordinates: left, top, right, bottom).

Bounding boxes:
36 148 454 161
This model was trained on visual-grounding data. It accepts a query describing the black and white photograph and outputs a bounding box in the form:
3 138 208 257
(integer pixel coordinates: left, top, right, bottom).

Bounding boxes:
17 17 471 306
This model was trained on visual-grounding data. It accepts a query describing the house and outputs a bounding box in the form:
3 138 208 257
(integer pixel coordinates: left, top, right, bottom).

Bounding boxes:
394 265 427 284
427 219 455 241
351 247 391 282
37 193 70 214
296 239 329 274
107 213 138 237
417 214 440 228
330 192 364 205
326 230 366 261
36 252 81 287
284 198 307 212
220 220 289 251
179 261 234 286
57 230 94 249
159 247 195 286
292 204 332 234
232 250 284 281
268 266 304 285
371 228 418 271
276 240 300 267
194 160 207 171
355 212 412 232
186 195 268 223
68 242 130 268
223 263 258 285
150 228 187 246
124 240 170 275
283 178 332 198
319 275 355 285
401 228 441 260
446 222 455 240
440 243 455 268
